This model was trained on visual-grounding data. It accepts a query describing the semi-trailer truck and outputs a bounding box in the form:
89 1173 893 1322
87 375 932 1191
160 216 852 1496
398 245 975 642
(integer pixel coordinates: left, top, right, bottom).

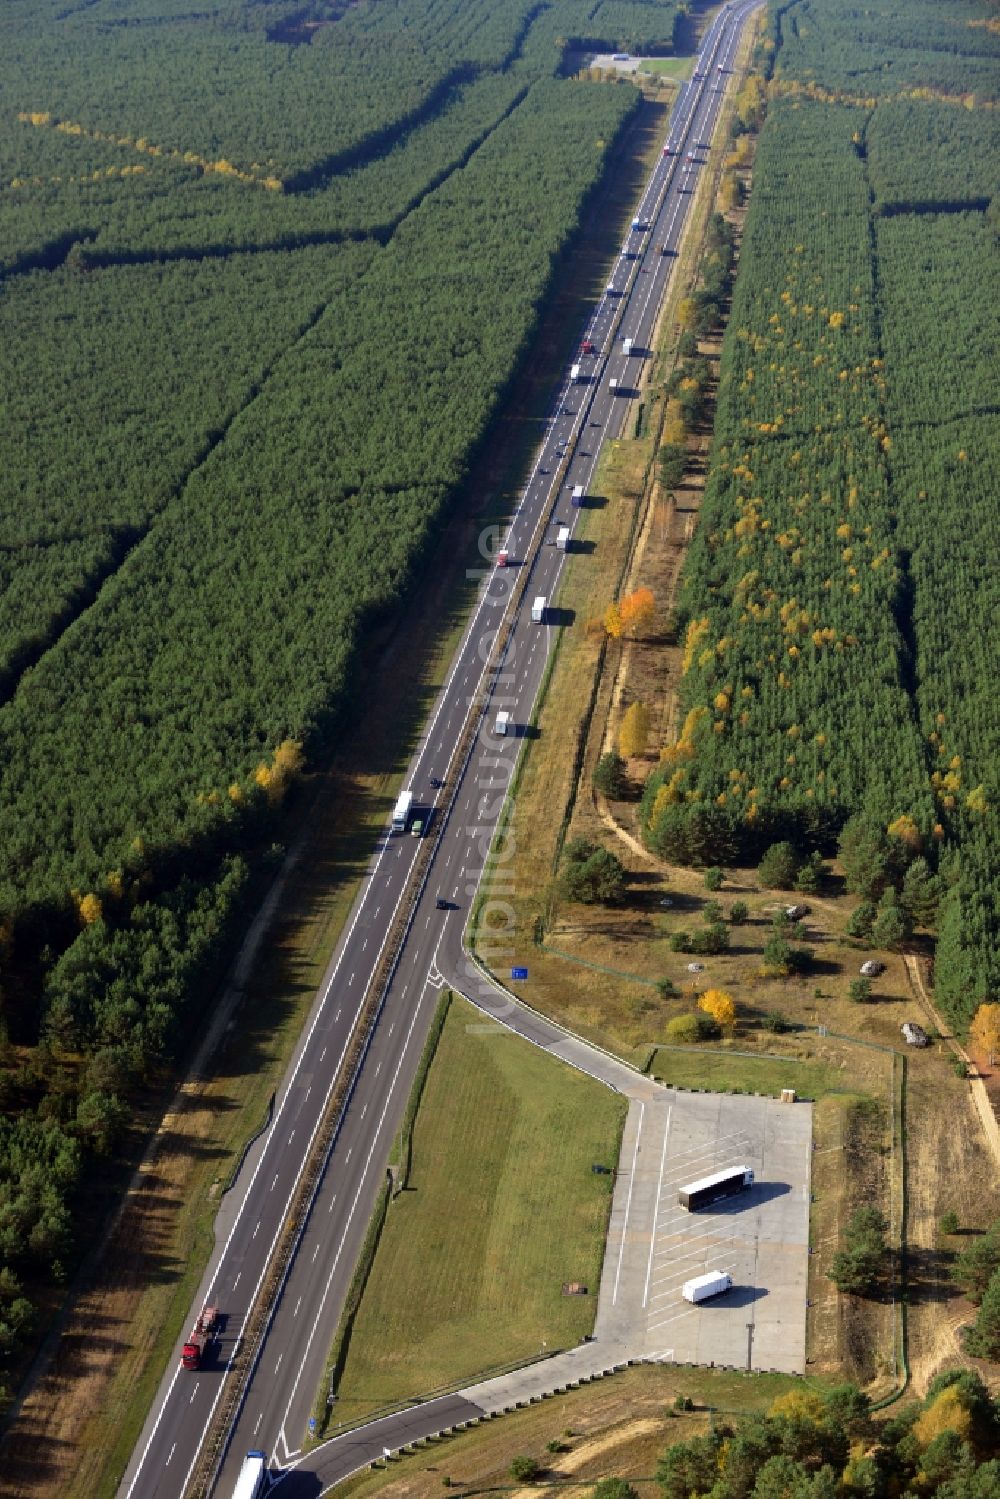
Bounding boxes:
682 1271 733 1304
232 1451 270 1498
571 484 584 505
391 789 413 833
678 1165 754 1211
181 1304 218 1371
531 596 546 623
556 526 570 550
623 337 633 356
494 710 511 736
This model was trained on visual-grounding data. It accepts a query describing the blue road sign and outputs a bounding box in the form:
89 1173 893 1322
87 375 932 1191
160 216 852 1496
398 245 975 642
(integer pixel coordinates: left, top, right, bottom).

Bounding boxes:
511 966 528 981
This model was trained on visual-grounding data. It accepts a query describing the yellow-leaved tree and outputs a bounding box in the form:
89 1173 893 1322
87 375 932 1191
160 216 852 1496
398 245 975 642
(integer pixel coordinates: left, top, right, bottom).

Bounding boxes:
77 892 103 926
698 989 736 1029
619 701 651 760
912 1383 971 1449
767 1389 825 1423
604 601 624 639
254 738 305 806
620 587 656 639
970 1002 1000 1065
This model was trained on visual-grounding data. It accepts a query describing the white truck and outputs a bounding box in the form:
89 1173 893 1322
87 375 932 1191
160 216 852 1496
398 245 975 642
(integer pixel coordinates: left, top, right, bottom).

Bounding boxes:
391 788 413 834
631 216 644 231
571 484 584 506
609 377 620 393
494 710 511 736
623 336 633 356
556 526 570 551
531 596 546 623
570 363 582 383
682 1271 733 1304
232 1451 270 1498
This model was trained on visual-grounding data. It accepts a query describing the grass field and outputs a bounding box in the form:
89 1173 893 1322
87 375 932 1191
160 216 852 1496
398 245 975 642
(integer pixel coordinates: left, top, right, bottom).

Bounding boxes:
639 57 694 79
328 995 626 1425
646 1045 842 1100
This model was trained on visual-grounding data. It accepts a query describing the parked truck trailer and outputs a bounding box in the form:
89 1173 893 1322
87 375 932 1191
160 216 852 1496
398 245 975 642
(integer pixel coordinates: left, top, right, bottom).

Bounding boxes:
682 1271 733 1304
678 1165 753 1211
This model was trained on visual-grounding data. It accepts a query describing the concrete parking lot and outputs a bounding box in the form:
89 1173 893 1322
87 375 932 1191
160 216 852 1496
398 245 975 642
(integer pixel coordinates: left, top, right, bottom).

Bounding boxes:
595 1087 812 1374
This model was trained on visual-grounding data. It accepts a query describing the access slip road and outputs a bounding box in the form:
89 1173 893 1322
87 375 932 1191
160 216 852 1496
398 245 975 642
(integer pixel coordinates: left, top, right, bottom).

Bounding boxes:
121 6 765 1495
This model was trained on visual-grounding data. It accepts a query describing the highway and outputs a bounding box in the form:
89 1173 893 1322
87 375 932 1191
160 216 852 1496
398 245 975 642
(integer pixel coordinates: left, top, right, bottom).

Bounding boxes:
119 6 760 1495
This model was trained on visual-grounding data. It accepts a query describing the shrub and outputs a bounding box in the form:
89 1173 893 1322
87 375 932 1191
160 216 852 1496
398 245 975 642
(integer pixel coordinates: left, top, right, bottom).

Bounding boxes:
764 1010 788 1033
847 901 877 939
559 839 627 905
829 1207 889 1296
689 921 729 955
510 1457 540 1482
665 1014 702 1044
669 930 692 952
758 841 800 888
849 977 873 1004
704 867 724 891
939 1211 959 1236
871 889 912 951
657 978 679 999
729 899 749 924
593 751 627 799
702 899 723 924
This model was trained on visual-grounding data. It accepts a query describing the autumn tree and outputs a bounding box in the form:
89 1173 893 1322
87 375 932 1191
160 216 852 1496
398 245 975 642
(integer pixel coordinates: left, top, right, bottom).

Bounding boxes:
699 988 736 1028
604 601 624 638
619 701 651 760
76 892 103 926
620 587 656 639
970 1003 1000 1065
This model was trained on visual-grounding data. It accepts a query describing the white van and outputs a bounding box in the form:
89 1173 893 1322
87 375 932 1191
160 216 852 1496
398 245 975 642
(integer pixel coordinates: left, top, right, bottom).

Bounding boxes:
494 710 511 736
623 336 633 356
531 596 546 623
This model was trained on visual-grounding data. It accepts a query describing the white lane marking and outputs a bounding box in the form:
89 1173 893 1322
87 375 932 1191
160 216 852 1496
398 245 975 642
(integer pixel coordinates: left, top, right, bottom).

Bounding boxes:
166 1443 176 1467
644 1107 673 1310
612 1101 645 1305
271 1174 279 1192
189 1384 199 1405
294 1297 302 1318
312 1243 321 1262
277 975 437 1447
233 1272 241 1291
252 1221 260 1239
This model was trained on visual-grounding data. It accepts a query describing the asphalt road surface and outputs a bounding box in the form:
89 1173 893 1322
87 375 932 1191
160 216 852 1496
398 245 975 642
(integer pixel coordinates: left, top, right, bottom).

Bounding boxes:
120 6 762 1495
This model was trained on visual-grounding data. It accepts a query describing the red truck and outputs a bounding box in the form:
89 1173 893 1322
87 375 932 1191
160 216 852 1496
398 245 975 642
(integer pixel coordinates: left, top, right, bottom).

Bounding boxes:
182 1304 218 1370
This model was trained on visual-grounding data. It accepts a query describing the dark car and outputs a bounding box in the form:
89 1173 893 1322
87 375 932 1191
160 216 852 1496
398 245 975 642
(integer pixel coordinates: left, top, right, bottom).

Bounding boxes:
430 776 443 789
435 897 450 910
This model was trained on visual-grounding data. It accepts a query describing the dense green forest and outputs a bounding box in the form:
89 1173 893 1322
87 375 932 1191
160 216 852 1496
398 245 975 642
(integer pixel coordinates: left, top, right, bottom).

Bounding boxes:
643 0 999 1027
0 0 683 1382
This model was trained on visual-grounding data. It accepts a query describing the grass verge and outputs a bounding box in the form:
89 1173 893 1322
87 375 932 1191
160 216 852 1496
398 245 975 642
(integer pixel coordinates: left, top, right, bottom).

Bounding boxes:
331 1364 823 1499
316 993 626 1430
646 1045 842 1100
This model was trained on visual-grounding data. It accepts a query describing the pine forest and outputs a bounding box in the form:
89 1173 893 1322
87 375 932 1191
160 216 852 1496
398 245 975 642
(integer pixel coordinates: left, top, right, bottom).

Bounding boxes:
643 0 999 1031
